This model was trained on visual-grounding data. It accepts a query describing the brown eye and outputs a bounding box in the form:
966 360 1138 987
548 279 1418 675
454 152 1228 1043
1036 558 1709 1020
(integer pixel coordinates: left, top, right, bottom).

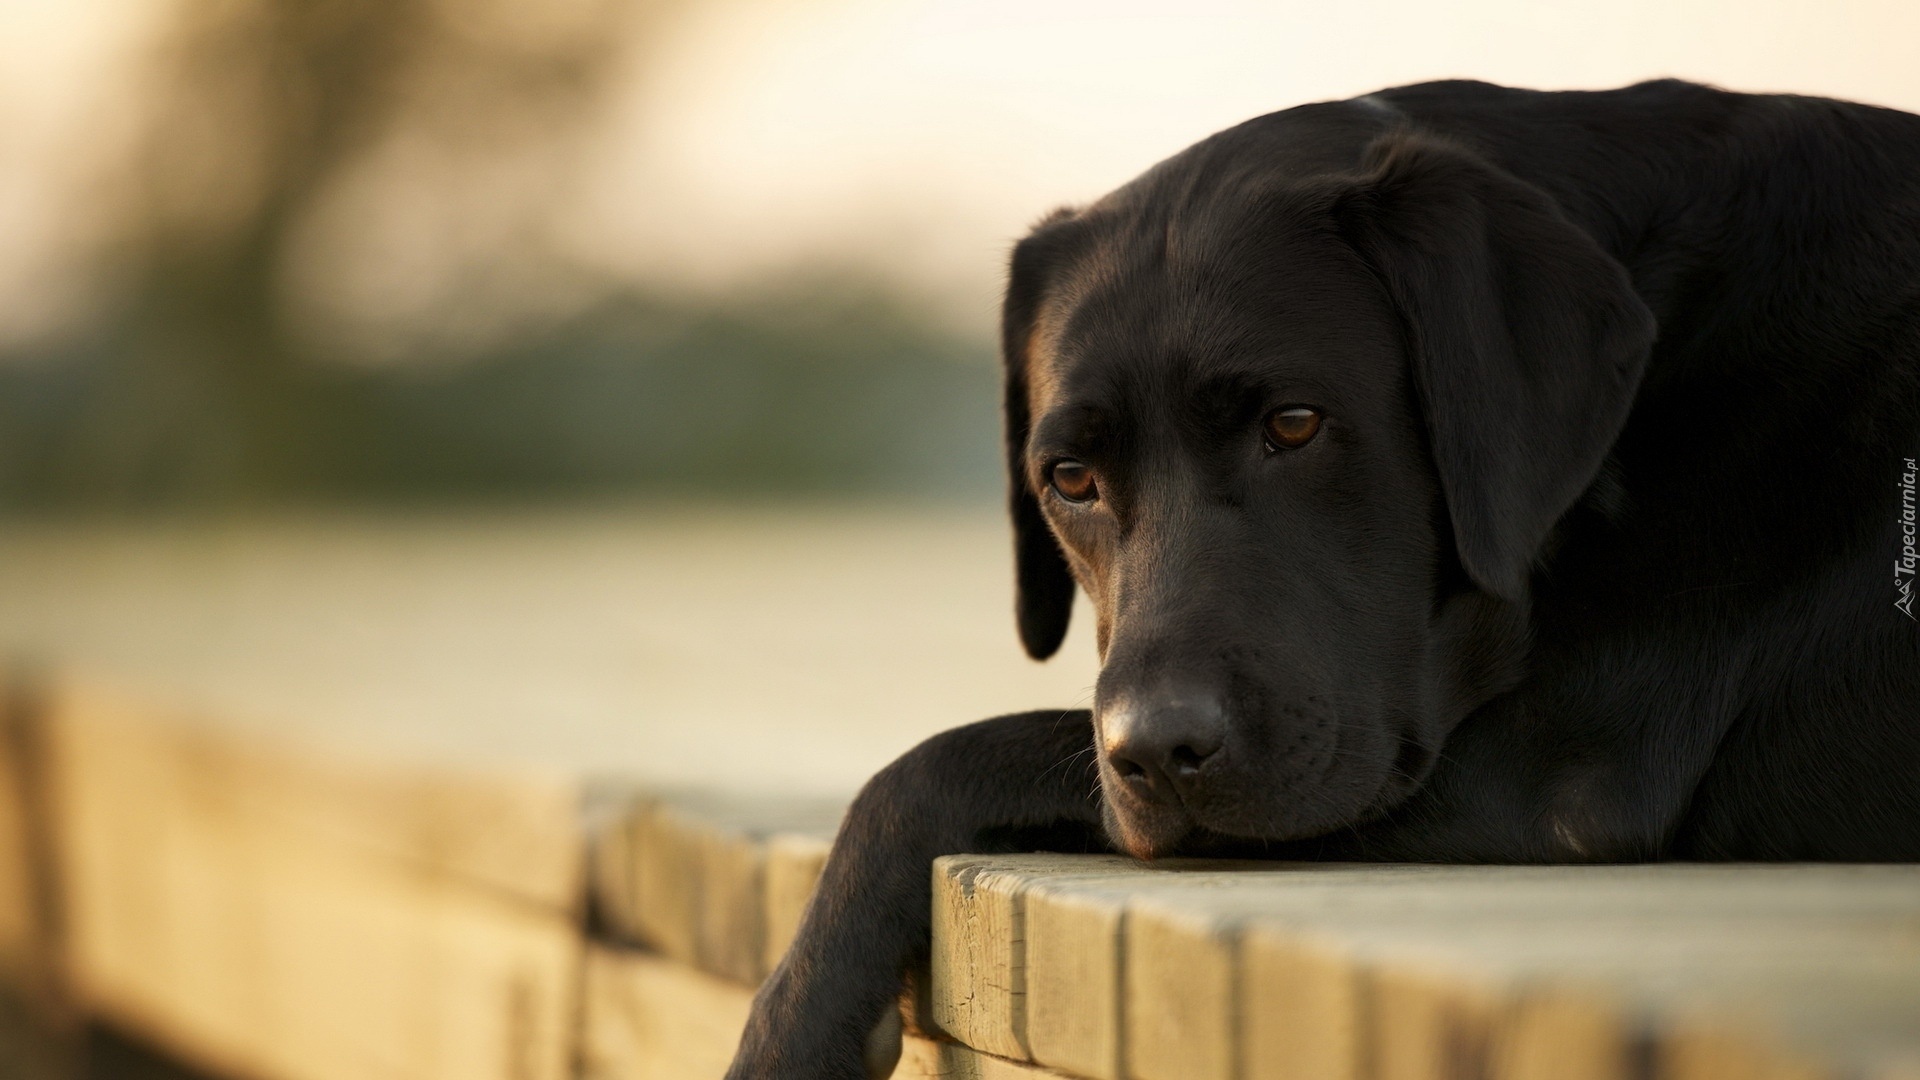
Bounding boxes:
1263 406 1322 450
1050 459 1098 503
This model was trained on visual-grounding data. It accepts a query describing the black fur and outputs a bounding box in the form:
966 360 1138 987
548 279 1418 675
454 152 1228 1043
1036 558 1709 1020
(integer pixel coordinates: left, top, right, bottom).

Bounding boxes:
728 80 1920 1078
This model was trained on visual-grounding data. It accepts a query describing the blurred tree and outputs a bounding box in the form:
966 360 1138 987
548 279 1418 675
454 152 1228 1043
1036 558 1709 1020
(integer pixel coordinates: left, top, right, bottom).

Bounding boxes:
0 0 1005 512
54 0 683 504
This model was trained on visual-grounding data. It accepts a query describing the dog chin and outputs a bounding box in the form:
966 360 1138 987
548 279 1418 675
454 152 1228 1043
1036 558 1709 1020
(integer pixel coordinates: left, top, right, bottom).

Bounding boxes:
1102 768 1411 858
1102 790 1365 859
1101 799 1193 861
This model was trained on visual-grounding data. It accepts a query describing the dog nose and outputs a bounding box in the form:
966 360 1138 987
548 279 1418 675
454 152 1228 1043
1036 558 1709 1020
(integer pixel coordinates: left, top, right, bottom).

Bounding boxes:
1100 691 1226 804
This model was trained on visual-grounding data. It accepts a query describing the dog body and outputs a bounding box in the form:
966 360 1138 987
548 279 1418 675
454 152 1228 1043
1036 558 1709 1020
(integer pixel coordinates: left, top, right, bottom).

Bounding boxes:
729 81 1920 1078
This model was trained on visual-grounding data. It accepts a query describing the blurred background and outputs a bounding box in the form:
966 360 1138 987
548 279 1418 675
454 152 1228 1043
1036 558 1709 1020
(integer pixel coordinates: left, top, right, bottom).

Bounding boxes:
4 3 1920 1080
3 0 1919 511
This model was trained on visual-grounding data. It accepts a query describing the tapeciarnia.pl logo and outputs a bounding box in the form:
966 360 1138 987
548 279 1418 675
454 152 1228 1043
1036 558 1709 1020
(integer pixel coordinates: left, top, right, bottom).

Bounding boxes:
1898 457 1917 619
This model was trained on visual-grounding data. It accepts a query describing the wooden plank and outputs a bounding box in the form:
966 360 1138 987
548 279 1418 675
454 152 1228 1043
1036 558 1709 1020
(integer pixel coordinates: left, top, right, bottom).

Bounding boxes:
1364 963 1503 1080
0 673 33 977
583 947 754 1080
1480 982 1624 1080
936 858 1318 1079
48 679 583 1080
1654 1024 1830 1080
1641 966 1920 1080
52 679 585 913
0 665 78 1067
929 853 1181 1066
932 856 1280 1078
595 791 845 986
1022 876 1133 1079
1309 914 1920 1080
630 800 733 978
582 945 1069 1080
1116 866 1431 1080
930 854 1033 1060
993 860 1329 1080
0 510 1103 1042
901 1038 1078 1080
0 668 51 991
591 796 651 950
1140 873 1920 1080
929 856 1920 1080
1235 930 1357 1080
1125 898 1238 1080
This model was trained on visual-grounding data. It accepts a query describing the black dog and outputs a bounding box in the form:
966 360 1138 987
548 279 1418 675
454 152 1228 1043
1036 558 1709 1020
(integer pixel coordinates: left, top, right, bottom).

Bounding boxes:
727 80 1920 1078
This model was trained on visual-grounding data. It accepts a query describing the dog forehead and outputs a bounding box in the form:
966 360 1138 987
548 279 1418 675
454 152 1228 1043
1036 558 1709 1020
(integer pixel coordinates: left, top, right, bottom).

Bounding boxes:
1023 218 1393 417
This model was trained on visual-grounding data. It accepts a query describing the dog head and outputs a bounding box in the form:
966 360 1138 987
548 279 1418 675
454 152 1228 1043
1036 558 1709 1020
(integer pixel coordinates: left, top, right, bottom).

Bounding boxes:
1003 105 1656 857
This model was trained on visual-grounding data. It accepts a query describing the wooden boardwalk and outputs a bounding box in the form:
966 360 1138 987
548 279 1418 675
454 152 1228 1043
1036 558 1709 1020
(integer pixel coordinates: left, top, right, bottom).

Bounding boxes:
0 512 1913 1080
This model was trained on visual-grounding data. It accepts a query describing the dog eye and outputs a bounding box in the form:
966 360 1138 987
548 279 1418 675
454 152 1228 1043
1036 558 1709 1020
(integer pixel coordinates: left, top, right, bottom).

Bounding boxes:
1050 460 1098 503
1263 406 1322 450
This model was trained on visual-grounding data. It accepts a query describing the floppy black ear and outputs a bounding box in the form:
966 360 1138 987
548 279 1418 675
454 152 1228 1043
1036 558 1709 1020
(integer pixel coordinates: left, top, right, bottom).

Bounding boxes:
1335 134 1656 601
1003 220 1078 659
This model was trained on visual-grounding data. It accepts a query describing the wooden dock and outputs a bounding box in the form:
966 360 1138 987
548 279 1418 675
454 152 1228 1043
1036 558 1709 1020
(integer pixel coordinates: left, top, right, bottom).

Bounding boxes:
0 511 1913 1080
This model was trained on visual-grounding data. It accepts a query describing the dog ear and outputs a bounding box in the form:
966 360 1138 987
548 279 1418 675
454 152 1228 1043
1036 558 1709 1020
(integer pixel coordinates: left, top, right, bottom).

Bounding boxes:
1003 217 1078 659
1334 133 1656 601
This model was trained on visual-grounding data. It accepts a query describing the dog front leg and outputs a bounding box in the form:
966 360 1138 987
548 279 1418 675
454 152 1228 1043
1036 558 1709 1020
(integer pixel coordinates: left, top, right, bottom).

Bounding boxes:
725 709 1103 1080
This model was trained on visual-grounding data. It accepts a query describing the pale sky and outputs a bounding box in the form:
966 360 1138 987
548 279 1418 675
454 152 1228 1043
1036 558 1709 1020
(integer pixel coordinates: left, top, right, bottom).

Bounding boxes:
577 0 1920 314
4 0 1919 353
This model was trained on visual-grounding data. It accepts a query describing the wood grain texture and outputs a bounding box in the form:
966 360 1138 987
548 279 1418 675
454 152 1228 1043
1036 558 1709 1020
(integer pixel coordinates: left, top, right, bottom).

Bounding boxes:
1654 1026 1831 1080
628 800 729 976
930 853 1180 1068
941 859 1458 1080
907 1040 1082 1080
1033 863 1342 1080
930 855 1035 1061
928 856 1920 1080
1483 985 1627 1080
596 791 845 985
1366 964 1502 1080
48 681 583 1080
52 679 585 913
1124 900 1237 1080
1114 866 1414 1080
1236 930 1357 1080
584 947 756 1080
583 946 1070 1080
1023 878 1132 1079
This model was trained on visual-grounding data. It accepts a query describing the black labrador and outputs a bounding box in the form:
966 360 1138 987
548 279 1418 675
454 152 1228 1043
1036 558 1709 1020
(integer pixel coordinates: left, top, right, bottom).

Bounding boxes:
727 79 1920 1078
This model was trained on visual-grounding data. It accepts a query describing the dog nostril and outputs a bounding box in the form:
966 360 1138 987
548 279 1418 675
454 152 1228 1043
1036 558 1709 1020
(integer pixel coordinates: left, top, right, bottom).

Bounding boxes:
1111 754 1148 781
1169 743 1213 775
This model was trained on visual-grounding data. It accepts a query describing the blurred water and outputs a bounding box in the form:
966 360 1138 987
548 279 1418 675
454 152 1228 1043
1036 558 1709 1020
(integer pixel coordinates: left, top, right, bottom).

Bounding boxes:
0 505 1102 796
